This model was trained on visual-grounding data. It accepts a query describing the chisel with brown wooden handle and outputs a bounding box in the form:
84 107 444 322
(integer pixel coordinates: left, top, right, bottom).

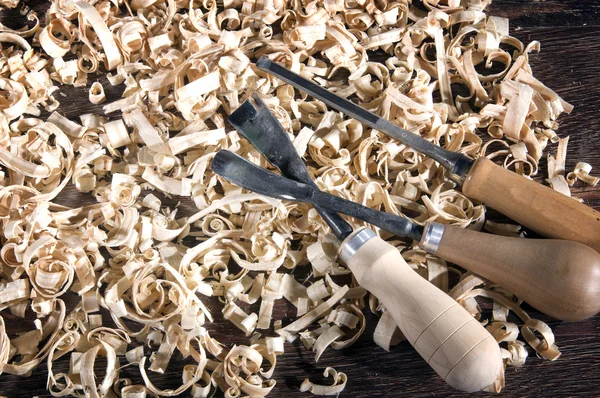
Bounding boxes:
256 57 600 253
211 149 503 393
226 95 600 322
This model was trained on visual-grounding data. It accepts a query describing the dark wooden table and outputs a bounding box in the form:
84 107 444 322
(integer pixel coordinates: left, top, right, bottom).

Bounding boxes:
1 1 599 397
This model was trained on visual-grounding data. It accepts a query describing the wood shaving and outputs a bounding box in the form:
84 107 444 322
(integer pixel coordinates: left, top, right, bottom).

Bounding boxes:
300 367 348 396
0 0 583 395
0 0 19 9
88 81 105 105
567 162 599 187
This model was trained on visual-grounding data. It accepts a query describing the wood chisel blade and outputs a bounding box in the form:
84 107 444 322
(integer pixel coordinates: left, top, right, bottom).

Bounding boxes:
211 150 423 241
256 57 474 181
228 94 353 240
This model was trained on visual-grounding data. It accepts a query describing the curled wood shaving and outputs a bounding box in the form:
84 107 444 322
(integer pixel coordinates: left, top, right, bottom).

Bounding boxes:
89 81 105 105
300 367 348 396
546 137 573 197
567 162 599 187
0 0 19 8
450 274 561 363
277 285 349 342
373 309 405 352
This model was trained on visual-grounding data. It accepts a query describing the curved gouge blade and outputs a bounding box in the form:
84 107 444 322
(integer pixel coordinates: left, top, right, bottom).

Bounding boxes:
228 95 311 184
211 149 313 201
228 95 353 240
211 150 421 240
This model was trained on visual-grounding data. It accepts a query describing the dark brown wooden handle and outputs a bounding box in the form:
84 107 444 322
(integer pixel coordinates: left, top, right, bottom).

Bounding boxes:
434 224 600 321
462 158 600 253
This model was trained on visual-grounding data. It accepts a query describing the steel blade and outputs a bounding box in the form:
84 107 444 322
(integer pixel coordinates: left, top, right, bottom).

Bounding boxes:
228 95 354 239
211 150 423 241
256 57 474 181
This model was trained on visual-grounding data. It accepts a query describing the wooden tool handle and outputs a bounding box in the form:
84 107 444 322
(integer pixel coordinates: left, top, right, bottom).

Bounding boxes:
462 157 600 253
342 231 502 392
432 224 600 321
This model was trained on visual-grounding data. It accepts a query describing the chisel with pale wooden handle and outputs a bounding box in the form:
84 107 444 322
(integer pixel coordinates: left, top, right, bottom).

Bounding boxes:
211 149 503 393
227 95 600 322
257 57 600 253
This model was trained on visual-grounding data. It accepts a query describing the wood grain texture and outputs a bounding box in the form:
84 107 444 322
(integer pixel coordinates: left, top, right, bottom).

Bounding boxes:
0 1 599 397
341 231 503 392
462 157 600 252
435 224 600 321
484 0 600 27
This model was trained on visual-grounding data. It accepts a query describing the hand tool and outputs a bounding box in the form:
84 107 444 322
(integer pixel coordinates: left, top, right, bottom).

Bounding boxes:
226 95 600 322
212 148 503 393
256 57 600 253
215 96 507 393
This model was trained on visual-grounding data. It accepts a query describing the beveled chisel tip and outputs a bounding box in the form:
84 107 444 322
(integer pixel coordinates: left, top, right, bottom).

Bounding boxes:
256 57 272 70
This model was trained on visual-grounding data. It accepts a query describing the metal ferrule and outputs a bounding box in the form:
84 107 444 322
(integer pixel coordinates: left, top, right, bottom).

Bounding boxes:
420 222 445 254
448 154 475 185
338 228 376 264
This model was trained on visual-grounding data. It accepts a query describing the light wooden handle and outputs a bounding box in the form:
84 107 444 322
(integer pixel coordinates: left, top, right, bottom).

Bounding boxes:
342 231 502 392
462 157 600 252
431 224 600 321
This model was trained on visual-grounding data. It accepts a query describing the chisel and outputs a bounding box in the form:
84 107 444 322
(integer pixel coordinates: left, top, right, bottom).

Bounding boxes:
227 95 600 322
211 147 503 393
256 57 600 253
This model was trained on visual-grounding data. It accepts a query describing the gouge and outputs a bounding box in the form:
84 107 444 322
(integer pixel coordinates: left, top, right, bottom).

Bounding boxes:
212 149 503 393
256 57 600 253
227 95 600 322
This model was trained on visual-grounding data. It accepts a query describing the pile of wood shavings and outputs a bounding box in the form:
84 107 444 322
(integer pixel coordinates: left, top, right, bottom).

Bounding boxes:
0 0 597 396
